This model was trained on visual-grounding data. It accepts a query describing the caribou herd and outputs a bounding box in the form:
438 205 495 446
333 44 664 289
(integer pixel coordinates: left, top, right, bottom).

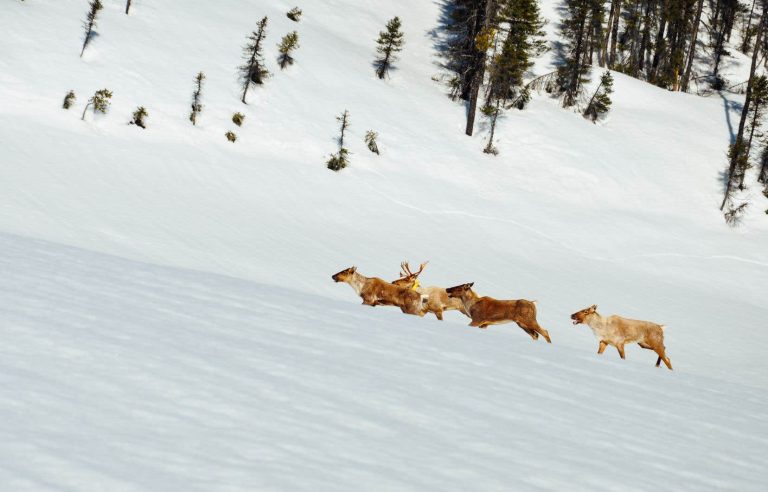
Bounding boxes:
332 261 673 370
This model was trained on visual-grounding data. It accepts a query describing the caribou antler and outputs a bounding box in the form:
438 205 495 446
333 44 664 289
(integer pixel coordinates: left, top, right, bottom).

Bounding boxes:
400 260 428 279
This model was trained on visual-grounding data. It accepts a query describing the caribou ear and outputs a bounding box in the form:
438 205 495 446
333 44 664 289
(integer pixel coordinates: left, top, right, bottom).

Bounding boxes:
468 282 474 288
351 266 357 273
591 304 597 310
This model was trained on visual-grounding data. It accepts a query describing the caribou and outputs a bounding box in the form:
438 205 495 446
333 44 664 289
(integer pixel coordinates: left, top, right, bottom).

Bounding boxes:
332 266 428 316
390 261 469 320
570 305 672 369
445 283 552 342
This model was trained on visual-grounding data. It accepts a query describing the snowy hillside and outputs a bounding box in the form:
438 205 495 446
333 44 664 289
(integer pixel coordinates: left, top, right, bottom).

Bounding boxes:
1 0 767 490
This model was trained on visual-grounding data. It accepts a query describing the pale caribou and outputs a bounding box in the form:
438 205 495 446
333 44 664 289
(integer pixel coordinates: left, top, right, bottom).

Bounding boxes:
570 305 672 369
390 261 469 320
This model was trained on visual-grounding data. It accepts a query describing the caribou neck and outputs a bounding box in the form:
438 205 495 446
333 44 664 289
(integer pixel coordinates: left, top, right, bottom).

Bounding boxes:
345 271 368 295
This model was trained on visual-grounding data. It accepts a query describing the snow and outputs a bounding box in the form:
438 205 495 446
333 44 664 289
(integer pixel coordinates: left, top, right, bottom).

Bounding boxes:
1 0 767 490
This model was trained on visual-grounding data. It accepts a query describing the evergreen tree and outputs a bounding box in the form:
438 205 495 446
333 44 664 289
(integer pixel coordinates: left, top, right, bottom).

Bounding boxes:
481 0 545 152
736 75 768 188
189 71 205 126
80 0 103 57
327 110 350 171
374 17 405 79
130 106 148 128
722 8 765 212
81 88 112 120
557 0 603 108
758 140 768 184
583 70 614 122
62 90 76 109
225 131 237 142
287 7 302 22
232 112 245 126
277 31 300 69
365 130 380 154
240 16 270 104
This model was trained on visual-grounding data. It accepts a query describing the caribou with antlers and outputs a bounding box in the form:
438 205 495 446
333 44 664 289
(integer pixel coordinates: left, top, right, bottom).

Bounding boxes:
391 261 468 320
332 266 428 316
445 283 552 342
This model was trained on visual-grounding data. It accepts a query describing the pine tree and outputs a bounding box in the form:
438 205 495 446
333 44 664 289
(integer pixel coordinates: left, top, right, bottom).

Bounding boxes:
225 131 237 143
232 112 245 126
287 7 302 22
125 0 132 15
480 0 546 150
240 16 270 104
365 130 380 154
327 110 350 171
62 90 76 109
130 106 148 128
583 70 614 122
374 17 405 79
722 9 765 211
80 0 103 57
81 88 112 120
557 0 603 108
277 31 300 69
189 71 205 126
735 75 768 188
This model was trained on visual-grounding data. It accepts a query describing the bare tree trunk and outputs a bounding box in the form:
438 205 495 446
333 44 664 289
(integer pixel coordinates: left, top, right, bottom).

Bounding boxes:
125 0 132 15
608 0 622 67
465 0 496 136
681 0 704 91
722 13 765 210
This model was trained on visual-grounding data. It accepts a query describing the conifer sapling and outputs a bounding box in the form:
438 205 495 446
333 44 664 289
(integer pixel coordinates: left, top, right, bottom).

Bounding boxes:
189 71 205 126
232 112 245 126
80 0 104 57
287 7 302 22
62 90 76 109
583 71 614 122
277 31 300 69
130 106 148 128
374 17 404 79
81 88 112 120
365 130 380 155
225 131 237 143
240 16 270 104
327 110 350 171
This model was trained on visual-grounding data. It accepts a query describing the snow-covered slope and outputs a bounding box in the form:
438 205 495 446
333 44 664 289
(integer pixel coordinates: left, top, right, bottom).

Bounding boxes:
1 0 767 490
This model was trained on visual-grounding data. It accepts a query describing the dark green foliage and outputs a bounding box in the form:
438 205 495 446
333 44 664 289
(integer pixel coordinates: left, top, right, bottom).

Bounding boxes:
327 148 349 171
240 16 270 104
479 0 545 152
81 88 112 120
277 31 300 69
365 130 380 155
327 110 350 171
225 131 237 143
62 90 76 109
190 72 205 125
375 17 404 79
557 0 603 107
130 106 148 128
583 70 614 122
232 112 245 126
80 0 103 57
287 7 302 22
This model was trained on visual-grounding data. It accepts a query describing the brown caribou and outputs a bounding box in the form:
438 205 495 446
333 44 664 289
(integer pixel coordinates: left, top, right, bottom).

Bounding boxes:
391 261 468 320
570 305 672 369
445 283 552 342
332 266 427 316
